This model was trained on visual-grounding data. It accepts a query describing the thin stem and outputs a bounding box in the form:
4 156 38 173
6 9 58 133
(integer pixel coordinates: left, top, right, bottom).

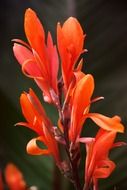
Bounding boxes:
57 77 82 190
61 113 82 190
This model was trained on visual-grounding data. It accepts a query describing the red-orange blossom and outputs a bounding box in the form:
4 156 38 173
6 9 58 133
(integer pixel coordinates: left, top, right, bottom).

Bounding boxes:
13 8 125 190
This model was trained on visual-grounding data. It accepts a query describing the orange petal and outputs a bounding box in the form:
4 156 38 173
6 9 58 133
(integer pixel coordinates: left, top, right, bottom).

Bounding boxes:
62 17 84 59
20 93 36 125
87 113 124 133
34 78 52 103
13 43 33 64
28 88 49 122
57 17 85 90
72 74 94 114
85 129 116 188
26 137 50 155
94 129 116 158
24 8 45 60
70 74 94 142
93 159 116 179
47 32 59 93
20 90 49 135
5 163 26 190
13 43 41 77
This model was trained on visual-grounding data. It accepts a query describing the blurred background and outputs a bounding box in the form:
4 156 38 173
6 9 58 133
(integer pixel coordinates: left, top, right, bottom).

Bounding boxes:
0 0 127 189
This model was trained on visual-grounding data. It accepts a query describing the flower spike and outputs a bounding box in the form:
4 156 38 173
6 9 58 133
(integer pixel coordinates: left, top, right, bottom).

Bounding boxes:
13 9 126 190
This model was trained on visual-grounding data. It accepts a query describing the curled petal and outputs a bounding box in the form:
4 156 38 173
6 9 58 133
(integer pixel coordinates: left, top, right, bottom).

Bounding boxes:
26 137 50 155
13 43 41 77
12 39 31 49
13 43 33 65
86 113 124 133
93 159 116 179
22 59 42 78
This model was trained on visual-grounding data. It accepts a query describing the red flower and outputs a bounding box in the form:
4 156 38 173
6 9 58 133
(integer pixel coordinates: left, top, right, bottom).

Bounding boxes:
69 73 94 142
18 89 61 166
13 9 59 103
82 129 118 190
57 17 85 92
69 72 124 143
4 163 26 190
13 9 126 190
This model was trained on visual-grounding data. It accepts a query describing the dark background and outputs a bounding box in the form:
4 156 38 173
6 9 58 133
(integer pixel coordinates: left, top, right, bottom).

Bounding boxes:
0 0 127 189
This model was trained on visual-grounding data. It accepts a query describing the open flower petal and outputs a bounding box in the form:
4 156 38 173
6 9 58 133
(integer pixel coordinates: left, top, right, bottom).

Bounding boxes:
26 137 50 155
86 113 124 133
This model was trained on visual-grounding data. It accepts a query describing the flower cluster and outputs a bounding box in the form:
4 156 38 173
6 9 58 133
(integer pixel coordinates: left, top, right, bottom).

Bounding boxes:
13 8 125 190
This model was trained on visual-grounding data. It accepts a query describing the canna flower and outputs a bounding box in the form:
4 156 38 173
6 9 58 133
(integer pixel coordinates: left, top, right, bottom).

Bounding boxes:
18 89 61 166
13 8 59 103
69 72 124 143
82 129 118 190
57 16 85 92
4 163 26 190
13 8 126 190
69 73 94 143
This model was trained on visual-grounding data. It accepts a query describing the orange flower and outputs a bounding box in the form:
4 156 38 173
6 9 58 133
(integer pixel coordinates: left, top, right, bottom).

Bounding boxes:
4 163 26 190
13 8 59 103
69 72 124 143
69 73 94 142
57 17 85 92
18 89 61 166
82 129 117 190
